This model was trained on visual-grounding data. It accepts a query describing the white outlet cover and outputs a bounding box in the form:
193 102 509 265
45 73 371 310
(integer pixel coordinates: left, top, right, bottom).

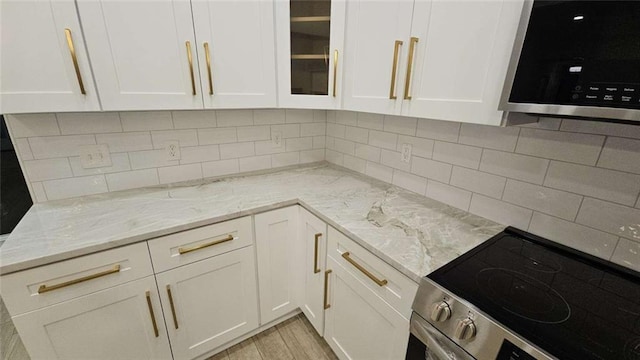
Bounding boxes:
272 131 283 148
401 143 412 163
79 144 112 169
165 140 181 160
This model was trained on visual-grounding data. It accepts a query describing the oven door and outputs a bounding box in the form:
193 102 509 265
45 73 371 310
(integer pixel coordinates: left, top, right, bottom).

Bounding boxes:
406 313 475 360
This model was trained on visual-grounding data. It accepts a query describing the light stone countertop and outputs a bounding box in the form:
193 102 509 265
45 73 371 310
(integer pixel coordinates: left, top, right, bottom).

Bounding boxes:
0 164 504 282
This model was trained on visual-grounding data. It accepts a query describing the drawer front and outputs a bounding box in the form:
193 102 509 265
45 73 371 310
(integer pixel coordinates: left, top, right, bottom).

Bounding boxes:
327 227 418 319
148 216 253 273
1 242 153 315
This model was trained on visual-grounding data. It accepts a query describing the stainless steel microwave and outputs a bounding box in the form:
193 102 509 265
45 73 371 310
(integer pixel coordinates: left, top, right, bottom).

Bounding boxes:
500 0 640 123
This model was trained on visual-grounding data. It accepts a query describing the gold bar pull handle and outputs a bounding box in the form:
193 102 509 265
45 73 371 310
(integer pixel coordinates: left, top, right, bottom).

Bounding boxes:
186 41 196 95
403 37 419 100
341 252 388 286
313 233 322 274
38 265 121 294
146 291 160 337
332 49 339 97
389 40 403 99
204 42 213 95
166 285 179 329
178 234 234 255
64 28 86 95
324 269 332 309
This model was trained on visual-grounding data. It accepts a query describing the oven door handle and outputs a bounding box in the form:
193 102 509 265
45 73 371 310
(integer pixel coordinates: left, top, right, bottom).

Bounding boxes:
410 313 475 360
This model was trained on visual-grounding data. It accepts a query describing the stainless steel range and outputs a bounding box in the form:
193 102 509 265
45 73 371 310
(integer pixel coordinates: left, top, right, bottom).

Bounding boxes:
407 227 640 360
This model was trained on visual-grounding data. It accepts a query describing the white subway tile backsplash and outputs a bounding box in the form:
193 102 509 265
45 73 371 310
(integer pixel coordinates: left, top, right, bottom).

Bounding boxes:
31 182 48 202
610 238 640 272
7 114 60 138
369 130 398 150
516 128 605 166
380 149 411 172
29 135 96 159
301 123 326 137
272 124 300 139
198 128 238 145
396 136 434 159
96 132 153 152
458 123 519 152
545 161 640 206
236 126 271 142
57 113 122 134
43 175 108 200
560 119 640 139
326 111 337 123
286 109 314 123
14 139 33 160
354 144 381 162
255 140 285 155
357 112 384 130
313 136 326 149
392 170 427 195
120 111 172 132
426 181 471 211
202 159 239 178
106 169 159 192
24 158 72 181
450 167 505 199
416 118 459 142
576 198 640 241
333 138 355 155
433 142 482 169
69 153 131 176
365 162 393 183
129 149 179 169
151 130 198 149
325 149 344 166
411 157 452 183
383 115 417 136
335 111 358 126
502 179 582 220
326 123 346 138
480 150 549 185
343 154 366 174
345 126 369 144
300 149 325 163
254 109 285 125
469 194 533 229
158 164 203 184
172 110 216 129
528 212 619 259
216 110 253 127
239 155 272 172
179 145 220 164
272 152 300 167
286 137 313 152
597 137 640 175
220 142 255 159
313 110 326 122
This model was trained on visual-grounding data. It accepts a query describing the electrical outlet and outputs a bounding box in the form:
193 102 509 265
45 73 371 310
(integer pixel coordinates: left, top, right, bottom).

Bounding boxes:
165 141 181 160
80 144 112 169
401 143 412 163
272 131 283 148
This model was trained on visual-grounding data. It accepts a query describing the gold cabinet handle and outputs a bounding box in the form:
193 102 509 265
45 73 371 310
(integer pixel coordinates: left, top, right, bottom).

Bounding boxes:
332 49 339 97
324 269 332 309
178 234 234 255
37 265 120 294
341 252 388 287
185 41 196 95
203 42 213 95
403 37 419 100
166 285 179 329
389 40 403 99
146 291 159 337
313 233 322 274
64 28 86 95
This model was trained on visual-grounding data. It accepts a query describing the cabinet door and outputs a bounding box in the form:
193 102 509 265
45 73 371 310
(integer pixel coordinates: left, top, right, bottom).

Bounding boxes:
401 0 524 125
0 0 100 114
342 0 414 115
324 257 410 360
156 247 259 360
12 276 171 360
298 208 328 335
276 0 346 109
77 0 203 111
192 0 277 109
255 206 299 324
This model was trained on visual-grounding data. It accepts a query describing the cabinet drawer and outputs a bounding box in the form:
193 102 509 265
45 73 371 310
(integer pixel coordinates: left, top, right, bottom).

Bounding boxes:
327 227 418 319
148 216 253 273
1 242 153 315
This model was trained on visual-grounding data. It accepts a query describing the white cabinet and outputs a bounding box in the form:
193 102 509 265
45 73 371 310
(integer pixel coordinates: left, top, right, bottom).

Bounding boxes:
155 247 259 360
77 0 202 111
342 0 524 125
255 206 299 324
298 207 328 335
191 0 277 109
275 0 346 109
0 0 100 114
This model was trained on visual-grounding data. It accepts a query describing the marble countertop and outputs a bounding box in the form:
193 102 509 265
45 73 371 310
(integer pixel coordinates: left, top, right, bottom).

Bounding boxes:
0 164 504 281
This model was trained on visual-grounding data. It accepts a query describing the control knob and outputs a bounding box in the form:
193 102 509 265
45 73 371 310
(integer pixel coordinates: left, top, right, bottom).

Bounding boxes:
454 318 476 341
430 301 452 322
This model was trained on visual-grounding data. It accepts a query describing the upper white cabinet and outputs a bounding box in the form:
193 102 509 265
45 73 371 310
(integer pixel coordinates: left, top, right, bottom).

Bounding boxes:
276 0 346 109
77 0 203 111
0 0 100 114
342 0 524 125
191 0 277 109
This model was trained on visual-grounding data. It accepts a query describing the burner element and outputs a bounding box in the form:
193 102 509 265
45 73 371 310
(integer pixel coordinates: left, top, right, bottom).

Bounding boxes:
476 268 571 324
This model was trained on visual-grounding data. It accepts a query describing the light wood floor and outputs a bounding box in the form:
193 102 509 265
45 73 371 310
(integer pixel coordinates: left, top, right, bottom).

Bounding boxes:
1 295 336 360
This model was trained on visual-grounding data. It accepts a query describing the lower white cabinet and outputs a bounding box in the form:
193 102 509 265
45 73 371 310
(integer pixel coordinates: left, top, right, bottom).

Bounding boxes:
12 276 172 360
324 256 410 360
155 246 259 360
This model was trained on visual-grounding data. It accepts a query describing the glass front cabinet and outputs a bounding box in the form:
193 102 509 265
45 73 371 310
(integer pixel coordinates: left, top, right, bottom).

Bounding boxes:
276 0 346 109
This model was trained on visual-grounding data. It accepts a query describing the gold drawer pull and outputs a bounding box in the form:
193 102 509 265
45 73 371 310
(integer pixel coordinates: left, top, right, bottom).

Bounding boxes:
204 42 213 95
186 41 196 95
403 37 419 100
314 233 322 274
324 269 332 309
332 49 339 97
64 28 86 95
167 285 179 329
146 291 159 337
37 265 121 294
178 234 234 255
341 252 388 286
389 40 403 99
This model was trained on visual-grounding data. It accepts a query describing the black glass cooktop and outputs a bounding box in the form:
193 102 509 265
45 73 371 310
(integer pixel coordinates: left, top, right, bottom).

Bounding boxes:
429 227 640 360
